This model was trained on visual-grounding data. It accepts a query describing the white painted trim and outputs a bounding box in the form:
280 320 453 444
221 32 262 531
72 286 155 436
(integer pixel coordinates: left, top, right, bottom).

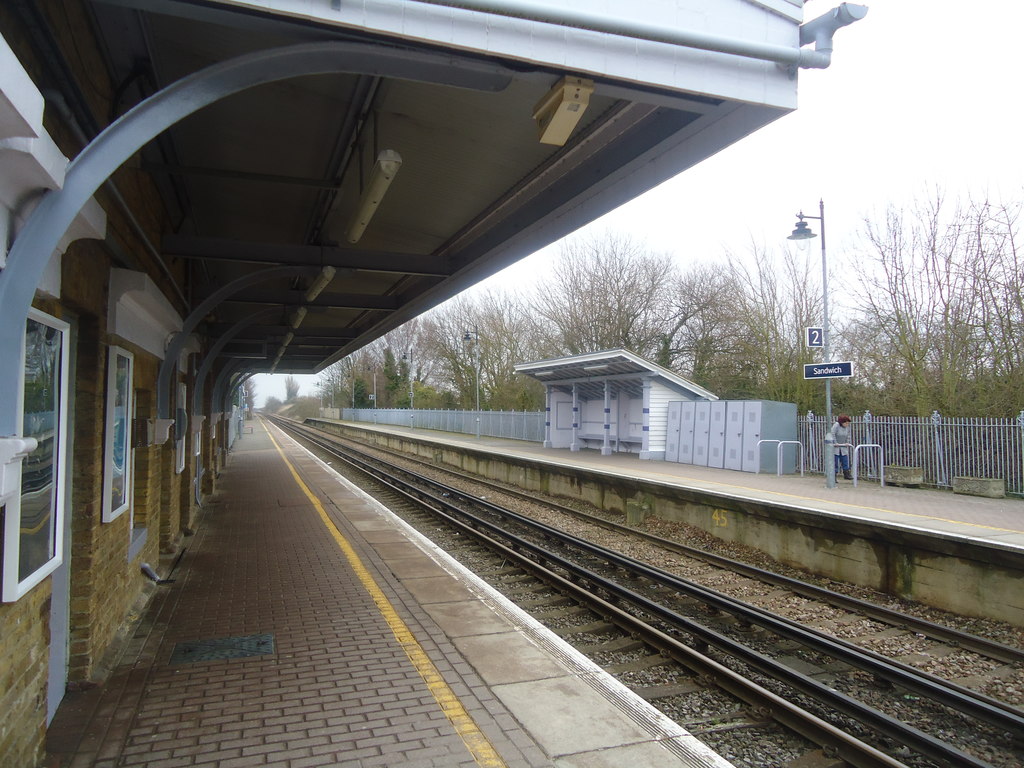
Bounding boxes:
0 31 44 140
0 436 36 505
2 308 69 602
175 382 187 474
107 269 183 359
101 346 134 523
742 0 802 23
515 348 719 401
210 0 797 108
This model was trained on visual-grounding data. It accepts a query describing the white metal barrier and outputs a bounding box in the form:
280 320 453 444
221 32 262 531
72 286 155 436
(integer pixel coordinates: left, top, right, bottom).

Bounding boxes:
853 443 885 487
757 439 804 476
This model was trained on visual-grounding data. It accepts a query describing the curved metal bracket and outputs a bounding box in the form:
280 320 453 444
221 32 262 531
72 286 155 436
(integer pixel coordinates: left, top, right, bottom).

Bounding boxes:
0 41 512 436
226 370 260 416
192 307 280 420
157 266 315 419
214 361 249 419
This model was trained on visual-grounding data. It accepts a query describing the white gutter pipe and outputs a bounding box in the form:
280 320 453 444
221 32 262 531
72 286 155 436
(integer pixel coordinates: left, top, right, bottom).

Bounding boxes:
405 0 867 69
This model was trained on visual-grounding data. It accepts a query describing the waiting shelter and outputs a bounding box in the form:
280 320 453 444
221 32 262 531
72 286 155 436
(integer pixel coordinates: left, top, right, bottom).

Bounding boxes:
515 349 717 460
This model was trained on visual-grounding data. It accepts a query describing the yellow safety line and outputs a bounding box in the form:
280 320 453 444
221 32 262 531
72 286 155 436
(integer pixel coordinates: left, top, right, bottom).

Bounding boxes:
261 421 508 768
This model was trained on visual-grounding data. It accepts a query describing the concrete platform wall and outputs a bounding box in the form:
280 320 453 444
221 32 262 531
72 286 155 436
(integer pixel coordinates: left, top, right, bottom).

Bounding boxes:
310 420 1024 627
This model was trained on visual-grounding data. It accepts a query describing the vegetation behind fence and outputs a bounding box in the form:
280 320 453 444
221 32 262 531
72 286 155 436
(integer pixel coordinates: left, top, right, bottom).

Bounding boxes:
331 407 1024 497
801 411 1024 496
338 408 545 443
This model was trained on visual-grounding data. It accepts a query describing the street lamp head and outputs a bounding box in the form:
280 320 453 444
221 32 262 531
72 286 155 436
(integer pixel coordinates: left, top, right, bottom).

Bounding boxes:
463 331 472 342
788 218 817 241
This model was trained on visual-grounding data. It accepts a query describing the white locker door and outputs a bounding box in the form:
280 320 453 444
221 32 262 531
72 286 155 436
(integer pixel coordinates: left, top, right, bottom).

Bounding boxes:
707 401 727 468
678 401 697 464
724 401 745 471
692 401 711 466
665 401 682 462
741 400 764 472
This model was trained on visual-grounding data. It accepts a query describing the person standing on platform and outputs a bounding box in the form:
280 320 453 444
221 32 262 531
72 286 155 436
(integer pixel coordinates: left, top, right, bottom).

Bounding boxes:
831 414 853 480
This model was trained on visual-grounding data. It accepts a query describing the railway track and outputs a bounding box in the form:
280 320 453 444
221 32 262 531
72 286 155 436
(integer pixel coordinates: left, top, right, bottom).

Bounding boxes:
265 415 1024 768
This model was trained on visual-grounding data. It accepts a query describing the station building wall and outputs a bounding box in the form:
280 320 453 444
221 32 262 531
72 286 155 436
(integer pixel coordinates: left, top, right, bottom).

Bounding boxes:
0 16 220 765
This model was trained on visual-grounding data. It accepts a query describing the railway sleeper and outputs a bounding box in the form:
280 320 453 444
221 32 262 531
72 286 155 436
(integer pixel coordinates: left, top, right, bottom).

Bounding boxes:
779 748 847 768
530 604 591 620
550 619 616 638
519 595 574 609
633 679 706 701
497 582 551 598
578 635 645 655
684 709 761 733
488 572 535 584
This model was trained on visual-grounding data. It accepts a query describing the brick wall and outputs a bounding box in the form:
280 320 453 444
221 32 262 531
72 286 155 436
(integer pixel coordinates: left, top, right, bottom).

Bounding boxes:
0 4 209 764
0 582 51 767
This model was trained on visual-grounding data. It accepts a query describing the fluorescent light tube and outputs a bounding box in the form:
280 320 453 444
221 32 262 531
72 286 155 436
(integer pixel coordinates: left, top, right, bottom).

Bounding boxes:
345 150 402 244
305 266 336 302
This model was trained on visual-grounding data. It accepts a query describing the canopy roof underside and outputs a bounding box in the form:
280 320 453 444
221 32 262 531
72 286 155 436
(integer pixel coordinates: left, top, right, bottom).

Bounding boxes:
53 0 799 373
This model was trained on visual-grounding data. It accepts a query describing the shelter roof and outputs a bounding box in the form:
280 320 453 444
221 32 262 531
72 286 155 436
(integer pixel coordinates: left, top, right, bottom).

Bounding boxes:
10 0 812 376
514 349 718 401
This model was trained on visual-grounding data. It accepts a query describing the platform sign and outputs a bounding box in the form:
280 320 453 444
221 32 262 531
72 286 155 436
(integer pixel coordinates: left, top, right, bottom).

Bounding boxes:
805 327 824 348
804 361 853 379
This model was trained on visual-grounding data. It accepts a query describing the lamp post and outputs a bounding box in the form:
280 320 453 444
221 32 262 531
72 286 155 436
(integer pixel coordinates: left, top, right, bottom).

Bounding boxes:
401 351 415 427
788 199 836 489
372 367 378 423
463 327 481 438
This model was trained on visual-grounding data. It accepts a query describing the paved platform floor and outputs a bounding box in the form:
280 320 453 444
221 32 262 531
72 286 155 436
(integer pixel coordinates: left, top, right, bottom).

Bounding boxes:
331 421 1024 552
47 419 729 768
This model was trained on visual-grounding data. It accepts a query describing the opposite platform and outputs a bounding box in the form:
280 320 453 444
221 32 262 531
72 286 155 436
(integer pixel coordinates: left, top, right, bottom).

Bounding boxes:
302 418 1024 626
47 418 730 768
311 420 1024 551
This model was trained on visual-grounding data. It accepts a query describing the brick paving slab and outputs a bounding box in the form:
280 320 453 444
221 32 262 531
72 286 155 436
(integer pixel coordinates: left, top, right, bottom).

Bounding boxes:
47 425 552 768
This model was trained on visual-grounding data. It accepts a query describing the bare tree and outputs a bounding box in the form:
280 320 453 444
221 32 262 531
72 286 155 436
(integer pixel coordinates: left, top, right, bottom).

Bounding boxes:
316 361 347 409
284 375 300 402
422 292 546 411
851 192 991 414
532 232 676 359
659 262 741 382
712 247 822 408
967 198 1024 412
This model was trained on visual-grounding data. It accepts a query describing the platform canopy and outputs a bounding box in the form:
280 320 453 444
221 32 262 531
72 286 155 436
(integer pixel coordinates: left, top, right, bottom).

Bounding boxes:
514 349 717 401
6 0 868 376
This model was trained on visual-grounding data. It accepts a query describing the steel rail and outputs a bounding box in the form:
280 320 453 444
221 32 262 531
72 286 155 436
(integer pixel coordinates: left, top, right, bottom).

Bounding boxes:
269 417 1007 768
266 416 908 768
326 422 1024 667
432 478 1024 739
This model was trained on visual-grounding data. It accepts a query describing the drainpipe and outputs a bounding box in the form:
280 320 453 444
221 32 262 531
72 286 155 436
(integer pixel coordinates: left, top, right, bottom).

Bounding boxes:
405 0 868 69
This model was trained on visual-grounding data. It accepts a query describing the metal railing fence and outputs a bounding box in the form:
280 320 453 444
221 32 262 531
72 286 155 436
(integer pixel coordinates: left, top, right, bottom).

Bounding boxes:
323 406 1024 496
336 407 546 443
800 410 1024 496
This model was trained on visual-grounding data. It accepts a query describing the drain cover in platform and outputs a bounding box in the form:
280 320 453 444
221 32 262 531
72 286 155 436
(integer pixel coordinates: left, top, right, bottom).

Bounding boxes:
169 633 275 665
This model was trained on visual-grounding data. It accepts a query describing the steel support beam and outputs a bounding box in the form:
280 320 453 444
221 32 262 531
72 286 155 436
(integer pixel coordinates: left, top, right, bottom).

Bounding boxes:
214 361 248 420
0 40 513 436
157 266 317 421
221 291 400 311
193 307 279 420
162 234 451 277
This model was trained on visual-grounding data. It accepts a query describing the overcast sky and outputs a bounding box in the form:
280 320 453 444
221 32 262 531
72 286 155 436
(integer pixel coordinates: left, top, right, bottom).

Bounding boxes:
254 0 1023 406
